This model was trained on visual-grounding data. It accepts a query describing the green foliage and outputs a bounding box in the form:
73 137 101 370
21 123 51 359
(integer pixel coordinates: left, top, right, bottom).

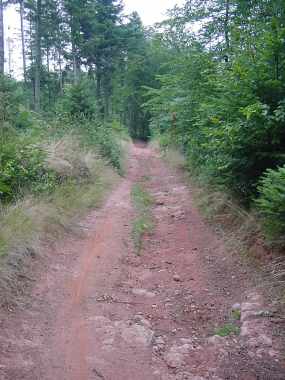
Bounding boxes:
0 75 23 127
112 14 164 140
79 122 123 171
56 81 97 119
0 136 56 202
15 108 33 129
214 323 240 337
256 166 285 239
144 0 285 218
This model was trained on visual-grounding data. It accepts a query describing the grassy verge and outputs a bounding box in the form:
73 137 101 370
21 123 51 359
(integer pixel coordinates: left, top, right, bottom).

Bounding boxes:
0 133 122 308
161 145 261 258
131 183 154 254
160 144 285 315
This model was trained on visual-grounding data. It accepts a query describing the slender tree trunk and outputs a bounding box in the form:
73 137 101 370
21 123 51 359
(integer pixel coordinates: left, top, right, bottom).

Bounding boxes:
20 0 27 82
96 70 104 118
72 40 78 83
224 0 230 62
104 93 109 121
71 19 80 84
275 52 279 80
7 37 12 75
46 46 51 105
34 0 42 112
102 74 112 121
0 0 4 74
58 48 63 95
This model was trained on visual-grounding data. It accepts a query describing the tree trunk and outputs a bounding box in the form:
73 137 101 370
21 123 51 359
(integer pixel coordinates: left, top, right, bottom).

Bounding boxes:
96 70 104 118
102 74 112 121
58 48 63 95
0 0 4 74
20 0 27 82
224 0 230 62
34 0 42 112
104 93 109 121
46 46 51 105
71 19 80 84
72 40 78 83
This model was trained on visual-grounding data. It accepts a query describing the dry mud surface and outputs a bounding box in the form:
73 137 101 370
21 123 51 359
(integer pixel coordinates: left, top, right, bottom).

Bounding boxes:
0 143 284 379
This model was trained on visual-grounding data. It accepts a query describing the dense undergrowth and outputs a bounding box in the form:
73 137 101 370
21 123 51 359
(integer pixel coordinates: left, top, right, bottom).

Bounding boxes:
159 144 258 243
0 75 127 306
144 1 285 247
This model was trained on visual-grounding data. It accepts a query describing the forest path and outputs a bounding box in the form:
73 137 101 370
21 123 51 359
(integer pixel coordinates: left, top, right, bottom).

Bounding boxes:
0 143 284 380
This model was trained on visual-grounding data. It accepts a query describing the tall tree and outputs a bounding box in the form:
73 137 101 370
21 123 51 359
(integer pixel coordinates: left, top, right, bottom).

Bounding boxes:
19 0 27 81
80 0 123 119
34 0 42 111
114 12 153 139
0 0 4 74
63 0 82 83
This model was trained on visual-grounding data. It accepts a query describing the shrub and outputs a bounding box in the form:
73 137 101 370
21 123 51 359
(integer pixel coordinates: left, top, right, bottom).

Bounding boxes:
94 128 122 170
80 122 123 171
0 75 23 127
15 108 33 129
256 165 285 239
0 138 56 202
56 80 96 119
214 323 240 337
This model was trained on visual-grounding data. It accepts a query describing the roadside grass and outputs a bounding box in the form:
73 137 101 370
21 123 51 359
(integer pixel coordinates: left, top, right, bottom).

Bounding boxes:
161 145 261 259
131 183 154 254
159 144 285 323
0 135 121 307
160 146 187 171
0 169 116 257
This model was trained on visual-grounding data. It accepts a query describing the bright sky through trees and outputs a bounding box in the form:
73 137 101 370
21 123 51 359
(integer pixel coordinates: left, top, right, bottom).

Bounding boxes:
124 0 185 25
5 0 184 76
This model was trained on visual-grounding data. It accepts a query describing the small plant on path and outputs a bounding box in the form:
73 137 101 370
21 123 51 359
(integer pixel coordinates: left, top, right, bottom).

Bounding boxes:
131 183 154 254
214 323 240 337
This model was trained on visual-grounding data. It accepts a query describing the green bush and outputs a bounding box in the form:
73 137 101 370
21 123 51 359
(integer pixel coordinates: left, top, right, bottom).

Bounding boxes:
0 75 23 127
15 108 33 129
0 138 56 202
80 122 122 171
256 165 285 239
56 80 96 119
94 128 122 170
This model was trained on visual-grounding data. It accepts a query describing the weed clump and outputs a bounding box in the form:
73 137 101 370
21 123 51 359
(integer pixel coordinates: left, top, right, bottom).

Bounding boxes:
131 183 153 253
256 166 285 244
214 323 240 337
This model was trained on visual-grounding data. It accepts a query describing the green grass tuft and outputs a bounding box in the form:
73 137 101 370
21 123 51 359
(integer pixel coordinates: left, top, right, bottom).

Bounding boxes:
214 323 240 337
231 309 241 321
131 183 154 253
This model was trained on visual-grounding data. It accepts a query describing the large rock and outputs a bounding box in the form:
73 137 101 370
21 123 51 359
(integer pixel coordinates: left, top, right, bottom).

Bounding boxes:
164 343 192 369
117 316 154 347
132 288 156 298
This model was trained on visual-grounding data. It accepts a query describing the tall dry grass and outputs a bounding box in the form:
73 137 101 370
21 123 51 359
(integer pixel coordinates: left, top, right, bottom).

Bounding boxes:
0 134 121 307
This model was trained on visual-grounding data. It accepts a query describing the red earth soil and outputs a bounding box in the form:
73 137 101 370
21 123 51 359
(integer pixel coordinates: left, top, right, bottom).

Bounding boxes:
0 143 284 380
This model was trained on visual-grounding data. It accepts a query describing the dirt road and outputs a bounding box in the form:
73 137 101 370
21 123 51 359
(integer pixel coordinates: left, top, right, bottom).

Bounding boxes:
0 143 284 379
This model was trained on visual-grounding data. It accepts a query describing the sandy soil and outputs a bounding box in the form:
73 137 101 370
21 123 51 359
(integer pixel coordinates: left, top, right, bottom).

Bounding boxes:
0 143 284 380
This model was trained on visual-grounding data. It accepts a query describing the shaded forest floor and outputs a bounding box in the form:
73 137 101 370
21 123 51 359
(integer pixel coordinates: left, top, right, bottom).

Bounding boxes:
0 143 284 379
